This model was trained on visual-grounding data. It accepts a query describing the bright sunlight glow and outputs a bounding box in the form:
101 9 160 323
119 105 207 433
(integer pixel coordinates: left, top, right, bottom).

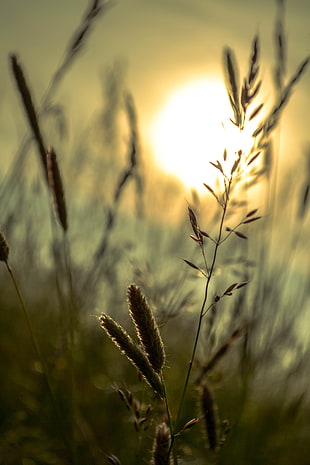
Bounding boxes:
149 79 256 190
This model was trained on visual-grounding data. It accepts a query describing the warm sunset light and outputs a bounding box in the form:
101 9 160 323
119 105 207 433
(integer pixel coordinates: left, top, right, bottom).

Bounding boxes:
149 79 257 190
2 1 309 463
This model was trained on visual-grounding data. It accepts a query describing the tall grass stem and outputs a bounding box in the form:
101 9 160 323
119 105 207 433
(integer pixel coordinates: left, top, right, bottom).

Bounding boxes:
4 260 72 456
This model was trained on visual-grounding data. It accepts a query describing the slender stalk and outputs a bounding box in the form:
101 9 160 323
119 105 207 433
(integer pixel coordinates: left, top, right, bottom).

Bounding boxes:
177 177 231 425
161 373 173 434
63 234 78 465
160 372 178 465
4 260 72 456
166 177 232 463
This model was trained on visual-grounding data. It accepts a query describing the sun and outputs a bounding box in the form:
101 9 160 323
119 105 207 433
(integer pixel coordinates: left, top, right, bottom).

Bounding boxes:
149 78 255 190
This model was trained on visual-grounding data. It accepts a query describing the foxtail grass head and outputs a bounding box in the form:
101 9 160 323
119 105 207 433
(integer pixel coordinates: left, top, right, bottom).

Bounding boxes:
99 313 164 398
127 284 165 373
150 422 172 465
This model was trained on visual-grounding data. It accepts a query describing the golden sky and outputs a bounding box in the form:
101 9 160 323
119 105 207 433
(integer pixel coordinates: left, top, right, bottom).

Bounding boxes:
1 0 309 194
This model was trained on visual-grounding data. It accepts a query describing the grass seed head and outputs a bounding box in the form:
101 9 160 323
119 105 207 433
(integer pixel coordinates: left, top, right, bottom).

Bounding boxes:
127 284 165 373
200 381 219 451
10 54 48 180
151 422 172 465
0 232 9 262
47 147 68 232
99 313 164 398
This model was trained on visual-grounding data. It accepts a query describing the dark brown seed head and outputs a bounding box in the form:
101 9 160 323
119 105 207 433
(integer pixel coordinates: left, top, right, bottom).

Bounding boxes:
10 54 48 180
99 313 164 398
0 232 9 262
127 284 165 373
200 382 219 451
47 147 68 232
151 422 172 465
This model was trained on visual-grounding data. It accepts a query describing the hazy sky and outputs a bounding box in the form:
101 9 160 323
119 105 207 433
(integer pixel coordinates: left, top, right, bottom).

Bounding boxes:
1 0 309 191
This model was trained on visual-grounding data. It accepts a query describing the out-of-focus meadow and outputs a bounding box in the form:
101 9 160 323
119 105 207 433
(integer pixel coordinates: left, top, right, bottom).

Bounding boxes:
0 1 309 464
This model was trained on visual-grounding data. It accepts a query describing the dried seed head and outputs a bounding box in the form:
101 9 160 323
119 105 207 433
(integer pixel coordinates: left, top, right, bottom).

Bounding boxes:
223 47 242 128
127 284 165 373
99 313 164 398
47 147 68 232
200 382 219 451
0 232 9 262
151 422 172 465
10 54 48 180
